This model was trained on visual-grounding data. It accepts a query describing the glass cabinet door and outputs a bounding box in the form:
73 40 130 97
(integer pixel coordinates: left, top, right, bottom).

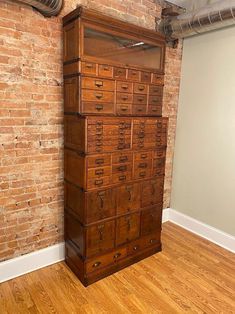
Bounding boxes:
83 27 163 71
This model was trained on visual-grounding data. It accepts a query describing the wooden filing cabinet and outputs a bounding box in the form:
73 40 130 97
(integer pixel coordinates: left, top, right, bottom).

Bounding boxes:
63 6 168 286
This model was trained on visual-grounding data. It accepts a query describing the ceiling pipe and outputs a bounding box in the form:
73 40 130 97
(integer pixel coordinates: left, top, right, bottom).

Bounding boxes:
16 0 63 16
158 0 235 40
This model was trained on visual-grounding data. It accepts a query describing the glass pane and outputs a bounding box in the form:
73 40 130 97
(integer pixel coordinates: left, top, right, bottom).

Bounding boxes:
84 27 162 70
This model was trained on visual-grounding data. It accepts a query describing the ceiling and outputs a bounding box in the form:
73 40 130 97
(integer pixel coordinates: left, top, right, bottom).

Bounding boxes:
167 0 220 11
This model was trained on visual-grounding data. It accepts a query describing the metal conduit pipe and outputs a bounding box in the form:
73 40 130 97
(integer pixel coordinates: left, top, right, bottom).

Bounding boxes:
16 0 63 16
158 0 235 40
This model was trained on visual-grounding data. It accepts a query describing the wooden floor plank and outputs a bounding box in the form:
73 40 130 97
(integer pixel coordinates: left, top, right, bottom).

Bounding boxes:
0 222 234 314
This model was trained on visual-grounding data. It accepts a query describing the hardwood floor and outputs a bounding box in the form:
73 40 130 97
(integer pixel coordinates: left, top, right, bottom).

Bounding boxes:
0 222 235 313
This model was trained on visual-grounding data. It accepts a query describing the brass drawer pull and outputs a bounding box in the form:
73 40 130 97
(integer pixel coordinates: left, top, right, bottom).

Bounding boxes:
113 252 121 259
140 154 147 159
119 175 126 181
95 104 103 111
95 169 104 175
138 133 145 138
138 85 145 91
118 165 127 171
137 97 144 102
131 71 137 76
139 172 146 177
119 156 128 162
95 158 104 165
118 144 125 150
120 106 128 111
121 95 128 101
150 239 156 244
133 245 139 251
95 80 103 87
95 93 103 99
86 63 93 68
137 107 143 112
151 108 158 112
96 142 103 146
95 179 103 186
121 84 128 89
103 66 110 71
139 163 147 169
138 144 144 148
92 261 101 268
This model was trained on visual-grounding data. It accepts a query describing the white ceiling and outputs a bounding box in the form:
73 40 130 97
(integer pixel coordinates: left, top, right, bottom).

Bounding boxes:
167 0 220 10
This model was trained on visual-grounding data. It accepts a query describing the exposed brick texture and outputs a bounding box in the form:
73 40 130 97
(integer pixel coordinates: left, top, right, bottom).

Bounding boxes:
0 0 182 261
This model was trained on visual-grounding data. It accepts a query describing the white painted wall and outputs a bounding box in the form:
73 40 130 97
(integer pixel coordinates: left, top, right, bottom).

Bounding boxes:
171 26 235 236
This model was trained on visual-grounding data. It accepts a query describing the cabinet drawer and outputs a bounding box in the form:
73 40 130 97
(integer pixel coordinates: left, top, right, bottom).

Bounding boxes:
141 178 164 208
141 71 151 83
116 213 140 246
113 67 126 79
82 89 114 102
149 95 162 106
149 85 163 95
147 105 162 116
88 166 111 178
112 172 132 184
98 64 113 77
86 189 116 223
153 158 165 176
132 105 147 115
87 176 111 190
112 163 132 174
82 77 115 91
81 102 114 114
133 161 152 180
86 247 127 274
134 151 152 161
133 94 147 105
116 92 133 104
116 183 141 215
154 149 166 159
127 69 140 81
87 155 111 168
133 83 147 94
152 73 164 85
117 104 132 115
112 152 133 164
141 206 162 236
116 81 132 93
86 220 115 257
81 62 97 75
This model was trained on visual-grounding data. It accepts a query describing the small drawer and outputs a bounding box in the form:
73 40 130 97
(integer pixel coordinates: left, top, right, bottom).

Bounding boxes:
81 62 97 75
86 247 127 274
88 166 111 178
116 81 133 93
127 69 140 81
153 158 165 176
117 104 132 115
134 151 152 161
116 92 133 104
149 95 162 106
82 77 115 91
132 105 147 115
112 163 132 174
147 105 162 116
152 73 164 85
87 176 111 189
98 64 113 77
133 94 147 104
133 167 151 180
114 67 126 79
82 89 114 103
141 71 151 83
112 152 133 164
149 85 163 95
87 155 111 168
81 102 114 114
133 83 147 94
154 149 166 159
112 172 132 184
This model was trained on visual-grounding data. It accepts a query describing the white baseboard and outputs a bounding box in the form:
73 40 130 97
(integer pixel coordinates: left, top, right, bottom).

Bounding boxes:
0 243 65 283
165 208 235 253
1 209 234 283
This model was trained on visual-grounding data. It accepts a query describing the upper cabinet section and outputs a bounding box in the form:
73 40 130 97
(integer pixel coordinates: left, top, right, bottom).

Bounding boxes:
63 6 166 73
83 27 163 71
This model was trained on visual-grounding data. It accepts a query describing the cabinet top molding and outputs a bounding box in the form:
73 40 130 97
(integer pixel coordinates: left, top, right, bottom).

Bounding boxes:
62 6 165 45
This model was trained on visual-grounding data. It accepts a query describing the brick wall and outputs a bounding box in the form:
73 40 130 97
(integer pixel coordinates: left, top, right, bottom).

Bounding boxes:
0 0 182 261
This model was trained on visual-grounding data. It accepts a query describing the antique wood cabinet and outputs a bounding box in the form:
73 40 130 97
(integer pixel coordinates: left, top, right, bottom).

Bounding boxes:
63 6 168 286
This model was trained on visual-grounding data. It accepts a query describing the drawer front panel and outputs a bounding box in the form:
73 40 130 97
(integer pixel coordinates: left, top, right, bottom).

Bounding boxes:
149 95 162 106
133 94 147 105
152 73 164 85
81 102 114 114
116 92 133 104
87 154 111 168
86 189 116 223
153 158 166 176
134 151 152 161
133 83 147 94
127 69 140 81
98 64 113 77
141 206 162 236
82 77 115 91
81 62 97 75
147 105 162 116
149 85 163 95
117 104 132 115
86 220 115 257
112 152 133 164
116 183 141 215
87 176 111 190
116 81 133 93
112 172 132 184
141 178 164 208
141 71 151 83
116 213 140 246
132 105 147 115
113 67 127 79
82 89 114 103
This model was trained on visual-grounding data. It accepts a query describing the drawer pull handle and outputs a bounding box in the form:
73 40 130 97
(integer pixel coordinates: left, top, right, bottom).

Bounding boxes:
93 261 101 268
114 252 121 259
119 175 126 181
139 163 147 169
121 95 128 101
133 246 139 251
119 156 128 162
139 172 146 177
151 108 158 112
131 71 137 76
103 66 110 71
137 97 144 102
95 158 104 165
118 165 127 171
95 169 104 175
141 154 147 159
137 108 143 112
121 84 128 89
86 63 93 69
150 239 156 244
95 93 103 99
95 80 103 87
138 85 145 91
138 133 145 138
95 179 103 186
120 106 128 111
95 104 103 111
